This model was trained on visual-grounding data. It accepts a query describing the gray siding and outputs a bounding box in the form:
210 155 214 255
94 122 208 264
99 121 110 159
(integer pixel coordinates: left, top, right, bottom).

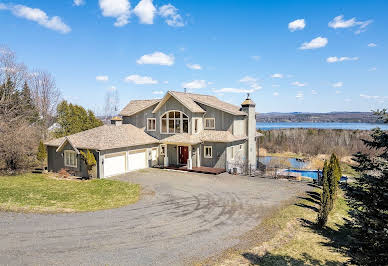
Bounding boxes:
200 142 227 169
196 103 235 132
47 144 98 178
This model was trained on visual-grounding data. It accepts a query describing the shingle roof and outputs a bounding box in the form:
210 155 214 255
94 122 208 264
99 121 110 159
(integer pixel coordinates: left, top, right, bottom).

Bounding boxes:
44 124 159 150
171 91 247 116
161 130 246 144
119 99 160 116
168 91 206 113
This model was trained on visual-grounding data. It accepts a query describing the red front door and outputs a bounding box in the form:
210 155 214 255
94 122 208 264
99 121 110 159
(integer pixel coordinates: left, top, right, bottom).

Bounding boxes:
178 146 189 165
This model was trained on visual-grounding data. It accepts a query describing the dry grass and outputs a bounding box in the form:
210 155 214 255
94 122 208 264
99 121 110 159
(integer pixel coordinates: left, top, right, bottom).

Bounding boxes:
0 173 140 213
216 188 351 266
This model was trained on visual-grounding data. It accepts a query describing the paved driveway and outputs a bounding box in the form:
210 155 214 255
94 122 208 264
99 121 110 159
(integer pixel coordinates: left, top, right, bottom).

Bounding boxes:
0 169 307 265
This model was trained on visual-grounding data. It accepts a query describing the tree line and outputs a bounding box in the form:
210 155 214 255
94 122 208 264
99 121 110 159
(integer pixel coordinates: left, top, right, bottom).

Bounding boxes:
0 46 102 173
258 128 373 158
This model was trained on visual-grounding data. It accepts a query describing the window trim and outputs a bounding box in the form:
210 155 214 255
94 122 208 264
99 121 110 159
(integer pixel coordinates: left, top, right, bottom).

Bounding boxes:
147 118 156 131
239 144 243 151
160 110 189 134
204 146 213 158
204 118 215 129
64 150 77 168
160 144 167 156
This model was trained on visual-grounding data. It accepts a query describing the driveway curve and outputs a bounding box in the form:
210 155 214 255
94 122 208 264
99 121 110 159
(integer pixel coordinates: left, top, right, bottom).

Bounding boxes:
0 169 307 265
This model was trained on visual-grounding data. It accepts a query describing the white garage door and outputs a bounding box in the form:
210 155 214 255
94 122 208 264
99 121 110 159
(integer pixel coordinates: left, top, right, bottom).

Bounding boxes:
104 153 126 178
128 150 147 171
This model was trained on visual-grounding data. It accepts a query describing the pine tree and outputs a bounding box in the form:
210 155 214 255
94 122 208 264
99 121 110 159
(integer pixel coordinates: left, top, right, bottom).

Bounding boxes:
346 110 388 265
327 153 341 210
36 140 47 167
317 161 330 228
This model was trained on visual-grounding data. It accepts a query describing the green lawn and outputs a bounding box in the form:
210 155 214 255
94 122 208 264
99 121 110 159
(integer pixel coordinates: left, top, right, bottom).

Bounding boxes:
0 174 140 213
218 187 351 265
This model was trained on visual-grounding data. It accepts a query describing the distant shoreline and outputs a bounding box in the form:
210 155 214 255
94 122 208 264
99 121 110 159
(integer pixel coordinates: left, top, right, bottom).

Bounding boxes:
256 122 388 131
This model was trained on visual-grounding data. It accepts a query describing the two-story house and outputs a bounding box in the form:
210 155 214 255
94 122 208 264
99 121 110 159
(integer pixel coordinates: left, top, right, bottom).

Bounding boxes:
45 91 260 178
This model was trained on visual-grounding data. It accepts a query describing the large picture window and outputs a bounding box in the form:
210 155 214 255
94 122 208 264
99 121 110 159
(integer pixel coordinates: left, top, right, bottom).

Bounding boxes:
161 111 189 134
64 151 77 167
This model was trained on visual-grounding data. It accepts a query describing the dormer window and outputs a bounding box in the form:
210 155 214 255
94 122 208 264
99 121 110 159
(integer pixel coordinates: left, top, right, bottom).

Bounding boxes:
204 118 215 129
161 111 189 134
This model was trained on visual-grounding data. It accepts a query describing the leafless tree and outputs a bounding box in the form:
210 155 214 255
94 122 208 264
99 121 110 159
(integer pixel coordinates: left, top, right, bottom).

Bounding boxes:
29 70 61 129
104 89 120 120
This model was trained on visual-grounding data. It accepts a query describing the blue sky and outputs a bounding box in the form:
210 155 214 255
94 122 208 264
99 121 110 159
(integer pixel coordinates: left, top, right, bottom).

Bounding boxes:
0 0 387 113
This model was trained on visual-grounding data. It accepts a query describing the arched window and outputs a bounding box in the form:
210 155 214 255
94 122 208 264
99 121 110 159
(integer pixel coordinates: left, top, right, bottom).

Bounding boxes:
161 111 189 134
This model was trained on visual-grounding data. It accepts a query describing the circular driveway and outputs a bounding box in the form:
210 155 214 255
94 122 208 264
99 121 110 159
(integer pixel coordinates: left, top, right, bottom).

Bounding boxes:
0 169 307 265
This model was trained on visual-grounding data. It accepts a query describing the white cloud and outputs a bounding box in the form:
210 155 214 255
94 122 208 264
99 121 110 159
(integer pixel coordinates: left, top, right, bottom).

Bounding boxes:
0 4 71 33
288 19 305 31
360 94 388 102
336 90 342 94
96 75 109 81
292 81 306 87
158 4 184 27
186 63 202 70
251 55 260 61
239 76 262 90
271 73 283 78
332 82 343 88
136 52 174 66
182 80 208 89
368 43 377 47
296 91 304 99
73 0 85 6
273 92 279 96
299 37 328 50
163 80 169 84
326 56 359 63
328 15 372 34
133 0 156 24
108 86 117 91
368 67 377 71
124 74 158 84
311 90 318 95
99 0 130 27
152 90 164 95
214 88 254 93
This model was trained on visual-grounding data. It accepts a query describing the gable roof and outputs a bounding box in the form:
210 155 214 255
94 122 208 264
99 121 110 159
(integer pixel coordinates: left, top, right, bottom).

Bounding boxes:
152 91 206 114
45 124 158 151
120 99 160 116
121 91 247 117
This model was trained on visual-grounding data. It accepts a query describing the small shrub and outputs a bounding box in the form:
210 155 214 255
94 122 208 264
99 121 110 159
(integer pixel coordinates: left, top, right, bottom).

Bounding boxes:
58 168 70 179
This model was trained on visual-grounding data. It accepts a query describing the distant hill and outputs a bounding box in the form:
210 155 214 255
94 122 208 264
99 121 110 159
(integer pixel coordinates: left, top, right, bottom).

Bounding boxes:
256 112 380 123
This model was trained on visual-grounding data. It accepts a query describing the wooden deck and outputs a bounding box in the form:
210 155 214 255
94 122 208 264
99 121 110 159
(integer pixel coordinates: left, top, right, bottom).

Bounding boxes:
155 165 226 175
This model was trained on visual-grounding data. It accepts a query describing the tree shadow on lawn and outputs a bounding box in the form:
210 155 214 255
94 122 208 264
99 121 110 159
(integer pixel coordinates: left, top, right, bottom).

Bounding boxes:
242 251 342 266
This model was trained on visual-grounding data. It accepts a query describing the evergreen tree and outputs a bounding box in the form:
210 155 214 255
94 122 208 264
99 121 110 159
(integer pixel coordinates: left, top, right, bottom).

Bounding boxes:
346 110 388 265
20 81 39 123
36 140 47 167
317 161 330 228
327 153 341 210
55 100 103 137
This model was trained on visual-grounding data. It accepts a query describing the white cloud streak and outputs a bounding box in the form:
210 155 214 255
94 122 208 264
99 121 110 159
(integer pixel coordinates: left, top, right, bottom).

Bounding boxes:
96 75 109 81
288 19 305 31
136 51 174 66
182 80 208 89
299 37 328 50
124 74 158 84
186 63 202 70
239 76 262 90
292 81 306 87
332 82 343 88
73 0 85 6
326 56 359 63
133 0 156 24
328 15 373 34
99 0 131 27
158 4 184 27
214 88 254 93
0 4 71 33
271 73 283 78
368 43 377 47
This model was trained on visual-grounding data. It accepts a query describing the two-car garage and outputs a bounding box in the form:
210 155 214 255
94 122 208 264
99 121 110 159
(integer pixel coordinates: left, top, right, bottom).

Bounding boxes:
103 149 148 178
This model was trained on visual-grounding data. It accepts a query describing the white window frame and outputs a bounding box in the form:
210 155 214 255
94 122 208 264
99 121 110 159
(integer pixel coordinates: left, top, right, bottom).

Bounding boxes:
160 144 167 156
147 118 156 131
160 110 189 134
204 118 215 129
239 144 243 151
204 146 213 158
64 150 77 168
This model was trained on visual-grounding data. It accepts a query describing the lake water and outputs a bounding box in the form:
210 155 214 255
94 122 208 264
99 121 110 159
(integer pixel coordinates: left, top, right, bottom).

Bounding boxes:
285 169 348 182
256 122 388 131
258 156 308 169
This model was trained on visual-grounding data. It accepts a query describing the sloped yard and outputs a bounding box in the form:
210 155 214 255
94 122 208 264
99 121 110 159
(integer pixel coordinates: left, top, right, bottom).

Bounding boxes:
0 174 140 213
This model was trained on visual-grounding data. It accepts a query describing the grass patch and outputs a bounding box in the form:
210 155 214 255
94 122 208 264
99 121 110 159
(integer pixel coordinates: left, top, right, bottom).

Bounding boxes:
218 187 351 265
0 174 140 213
